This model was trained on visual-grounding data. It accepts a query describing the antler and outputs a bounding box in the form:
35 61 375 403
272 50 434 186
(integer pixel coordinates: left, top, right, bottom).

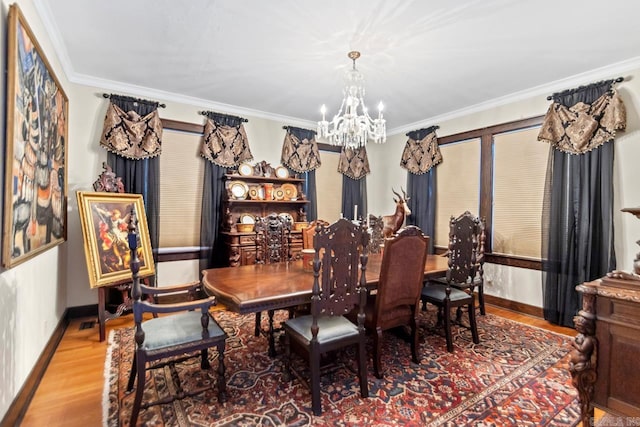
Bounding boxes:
401 187 409 201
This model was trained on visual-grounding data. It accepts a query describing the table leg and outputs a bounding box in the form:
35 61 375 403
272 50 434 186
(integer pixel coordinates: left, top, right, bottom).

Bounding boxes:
268 309 276 357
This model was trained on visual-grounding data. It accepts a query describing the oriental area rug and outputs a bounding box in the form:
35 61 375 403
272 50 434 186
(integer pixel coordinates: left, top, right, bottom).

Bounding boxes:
104 310 580 426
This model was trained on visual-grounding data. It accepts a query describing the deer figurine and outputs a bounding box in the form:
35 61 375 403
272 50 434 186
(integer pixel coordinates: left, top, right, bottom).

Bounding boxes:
382 188 411 238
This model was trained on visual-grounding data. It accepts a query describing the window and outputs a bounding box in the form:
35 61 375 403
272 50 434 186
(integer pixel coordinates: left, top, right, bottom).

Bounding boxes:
158 120 205 258
492 127 547 258
435 138 481 247
436 116 546 269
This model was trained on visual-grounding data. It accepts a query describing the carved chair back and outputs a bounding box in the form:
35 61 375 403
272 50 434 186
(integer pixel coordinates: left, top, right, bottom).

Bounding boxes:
446 211 482 285
311 218 369 319
254 213 292 264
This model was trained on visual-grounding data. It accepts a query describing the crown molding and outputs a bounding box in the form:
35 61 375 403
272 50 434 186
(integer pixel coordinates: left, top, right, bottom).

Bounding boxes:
389 55 640 137
72 73 317 129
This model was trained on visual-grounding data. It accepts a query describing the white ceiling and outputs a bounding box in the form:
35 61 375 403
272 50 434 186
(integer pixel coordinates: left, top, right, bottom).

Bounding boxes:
35 0 640 135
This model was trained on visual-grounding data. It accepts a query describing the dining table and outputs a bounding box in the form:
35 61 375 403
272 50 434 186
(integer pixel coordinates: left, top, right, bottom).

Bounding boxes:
202 253 449 356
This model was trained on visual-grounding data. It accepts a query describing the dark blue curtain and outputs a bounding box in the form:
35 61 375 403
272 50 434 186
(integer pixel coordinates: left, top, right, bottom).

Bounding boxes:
542 81 617 327
342 175 367 221
199 113 245 270
406 170 436 253
404 127 438 253
303 170 317 221
106 97 160 264
199 163 229 270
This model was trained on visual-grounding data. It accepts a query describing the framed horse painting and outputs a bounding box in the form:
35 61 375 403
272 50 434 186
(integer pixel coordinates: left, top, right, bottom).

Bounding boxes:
2 4 69 267
76 192 155 288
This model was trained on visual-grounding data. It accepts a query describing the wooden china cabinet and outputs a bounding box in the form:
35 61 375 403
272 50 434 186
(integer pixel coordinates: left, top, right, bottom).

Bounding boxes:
570 207 640 426
220 162 309 267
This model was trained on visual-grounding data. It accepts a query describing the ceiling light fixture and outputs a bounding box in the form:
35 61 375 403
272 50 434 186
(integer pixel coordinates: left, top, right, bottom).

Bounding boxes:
317 51 386 149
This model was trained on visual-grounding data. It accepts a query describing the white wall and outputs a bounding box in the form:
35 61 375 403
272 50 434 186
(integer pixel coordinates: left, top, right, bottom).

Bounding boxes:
0 0 68 419
371 66 640 308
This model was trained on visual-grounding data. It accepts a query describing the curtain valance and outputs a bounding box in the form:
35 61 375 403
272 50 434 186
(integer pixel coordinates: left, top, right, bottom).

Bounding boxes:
200 112 253 167
338 146 370 180
401 126 442 174
281 127 321 173
100 97 163 160
538 88 626 155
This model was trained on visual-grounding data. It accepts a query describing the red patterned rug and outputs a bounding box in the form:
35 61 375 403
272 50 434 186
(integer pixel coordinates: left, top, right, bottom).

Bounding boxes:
104 310 580 426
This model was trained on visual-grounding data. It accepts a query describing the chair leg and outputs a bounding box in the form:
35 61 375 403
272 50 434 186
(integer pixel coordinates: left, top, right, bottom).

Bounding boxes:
254 312 262 337
373 327 383 379
126 352 137 392
477 285 486 315
410 316 420 364
310 347 322 416
455 306 463 324
267 310 277 357
436 307 444 327
444 306 454 353
357 336 369 398
283 332 292 382
129 354 146 427
217 342 227 403
200 348 210 369
468 302 480 344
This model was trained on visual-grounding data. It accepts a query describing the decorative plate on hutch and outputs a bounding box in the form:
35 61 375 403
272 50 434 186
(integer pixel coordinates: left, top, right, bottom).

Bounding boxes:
248 185 264 200
229 181 249 200
275 166 289 179
281 183 298 200
274 188 285 200
238 163 254 176
239 213 255 224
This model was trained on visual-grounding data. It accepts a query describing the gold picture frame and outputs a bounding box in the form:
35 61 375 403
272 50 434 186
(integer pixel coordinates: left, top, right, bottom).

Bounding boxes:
3 4 69 267
76 192 155 288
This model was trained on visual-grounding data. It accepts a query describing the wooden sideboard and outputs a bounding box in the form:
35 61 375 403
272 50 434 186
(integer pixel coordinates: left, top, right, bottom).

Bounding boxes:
570 275 640 426
219 166 309 267
221 230 303 267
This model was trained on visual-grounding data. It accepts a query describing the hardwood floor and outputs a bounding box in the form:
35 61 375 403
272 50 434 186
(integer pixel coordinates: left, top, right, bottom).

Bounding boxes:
19 305 584 426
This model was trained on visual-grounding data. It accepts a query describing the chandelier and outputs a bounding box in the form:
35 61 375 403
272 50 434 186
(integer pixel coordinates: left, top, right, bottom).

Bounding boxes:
317 51 386 149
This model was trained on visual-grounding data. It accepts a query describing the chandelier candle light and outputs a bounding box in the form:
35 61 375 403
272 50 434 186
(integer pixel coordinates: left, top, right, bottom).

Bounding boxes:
317 51 386 148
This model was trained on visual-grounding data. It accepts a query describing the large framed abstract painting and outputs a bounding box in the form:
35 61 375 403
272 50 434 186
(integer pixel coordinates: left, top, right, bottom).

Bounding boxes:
2 4 69 267
76 192 155 288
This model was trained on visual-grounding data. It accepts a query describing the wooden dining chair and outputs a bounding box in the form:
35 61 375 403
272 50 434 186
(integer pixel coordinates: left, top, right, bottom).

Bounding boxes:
253 213 292 350
125 211 227 426
421 211 480 353
302 219 329 249
448 219 486 315
363 226 429 378
283 218 370 416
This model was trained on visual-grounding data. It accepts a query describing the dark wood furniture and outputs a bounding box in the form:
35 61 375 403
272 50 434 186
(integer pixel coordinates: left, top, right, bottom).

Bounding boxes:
253 213 292 340
570 276 640 426
364 226 429 379
126 212 227 426
282 218 370 416
449 218 487 315
201 252 449 357
421 211 481 352
220 168 309 267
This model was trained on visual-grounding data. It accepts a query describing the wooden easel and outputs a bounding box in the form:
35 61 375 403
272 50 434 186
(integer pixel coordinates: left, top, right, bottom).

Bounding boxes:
92 163 155 342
